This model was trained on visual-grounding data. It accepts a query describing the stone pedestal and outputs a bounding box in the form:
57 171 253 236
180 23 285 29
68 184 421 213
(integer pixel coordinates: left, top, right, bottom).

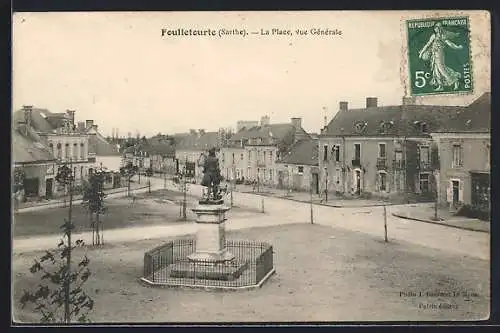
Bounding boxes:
187 203 235 263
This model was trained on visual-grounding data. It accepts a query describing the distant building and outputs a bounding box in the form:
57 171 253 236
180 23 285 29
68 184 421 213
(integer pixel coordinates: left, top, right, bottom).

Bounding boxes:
319 94 490 208
12 107 95 193
12 124 57 201
276 139 319 193
78 120 122 172
430 92 490 214
175 129 221 182
236 120 259 132
221 116 310 185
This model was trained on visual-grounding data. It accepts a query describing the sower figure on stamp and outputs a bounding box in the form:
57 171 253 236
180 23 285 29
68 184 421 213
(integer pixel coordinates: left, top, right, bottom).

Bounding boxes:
418 22 463 91
200 147 223 202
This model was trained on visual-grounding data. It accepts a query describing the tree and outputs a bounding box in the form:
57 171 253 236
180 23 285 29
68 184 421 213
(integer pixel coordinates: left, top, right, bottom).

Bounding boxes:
82 169 107 246
20 162 94 323
19 224 94 323
119 162 138 197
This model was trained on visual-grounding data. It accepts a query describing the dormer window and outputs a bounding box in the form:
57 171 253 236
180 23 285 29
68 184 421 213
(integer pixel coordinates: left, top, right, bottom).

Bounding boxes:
354 121 368 134
379 121 394 134
421 122 428 133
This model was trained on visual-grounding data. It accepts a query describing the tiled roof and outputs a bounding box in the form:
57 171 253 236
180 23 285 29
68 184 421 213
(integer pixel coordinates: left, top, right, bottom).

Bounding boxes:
122 141 175 157
176 132 220 151
12 128 56 164
230 123 297 141
323 93 490 137
12 108 86 134
88 132 121 156
432 92 490 133
278 139 319 166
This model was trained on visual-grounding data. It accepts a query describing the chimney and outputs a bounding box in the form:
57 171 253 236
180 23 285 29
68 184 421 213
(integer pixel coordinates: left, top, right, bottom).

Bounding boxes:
291 117 302 129
339 101 348 112
23 105 33 132
92 124 98 132
402 96 416 105
260 115 270 126
66 109 76 126
77 121 85 132
366 97 378 108
85 120 94 129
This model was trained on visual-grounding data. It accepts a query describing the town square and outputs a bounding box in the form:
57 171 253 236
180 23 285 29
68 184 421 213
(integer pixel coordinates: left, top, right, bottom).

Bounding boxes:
11 11 490 323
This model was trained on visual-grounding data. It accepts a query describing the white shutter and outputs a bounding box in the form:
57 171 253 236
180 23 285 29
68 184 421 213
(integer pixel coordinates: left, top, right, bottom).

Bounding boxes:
458 180 464 203
446 180 452 202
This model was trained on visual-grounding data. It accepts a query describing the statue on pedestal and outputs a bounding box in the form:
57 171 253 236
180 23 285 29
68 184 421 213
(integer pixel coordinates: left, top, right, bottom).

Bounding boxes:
200 148 225 204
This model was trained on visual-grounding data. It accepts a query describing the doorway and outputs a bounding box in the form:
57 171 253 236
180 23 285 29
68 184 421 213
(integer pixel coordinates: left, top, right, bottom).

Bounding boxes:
355 170 361 195
452 180 460 204
312 173 319 194
45 178 53 199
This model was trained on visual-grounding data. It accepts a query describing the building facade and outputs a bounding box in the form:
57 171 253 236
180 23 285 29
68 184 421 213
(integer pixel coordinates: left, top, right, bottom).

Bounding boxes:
221 116 310 186
318 97 466 200
430 93 490 213
275 139 319 193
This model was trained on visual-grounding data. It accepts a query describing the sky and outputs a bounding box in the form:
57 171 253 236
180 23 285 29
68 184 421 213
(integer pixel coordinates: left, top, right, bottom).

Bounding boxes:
12 11 491 138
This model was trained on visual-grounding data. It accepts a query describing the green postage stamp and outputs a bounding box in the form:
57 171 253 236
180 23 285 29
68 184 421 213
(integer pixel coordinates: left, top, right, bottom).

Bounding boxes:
406 17 473 96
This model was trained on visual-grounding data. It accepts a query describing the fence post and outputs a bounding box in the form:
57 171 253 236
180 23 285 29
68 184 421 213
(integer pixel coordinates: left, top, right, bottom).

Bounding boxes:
383 205 388 242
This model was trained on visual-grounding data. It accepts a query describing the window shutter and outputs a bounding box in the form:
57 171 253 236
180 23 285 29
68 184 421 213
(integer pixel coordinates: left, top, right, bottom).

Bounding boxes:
459 180 464 202
446 180 452 202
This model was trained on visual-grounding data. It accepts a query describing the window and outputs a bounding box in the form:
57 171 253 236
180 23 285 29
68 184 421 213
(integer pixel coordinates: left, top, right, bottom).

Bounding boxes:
378 143 386 158
421 122 428 133
269 151 273 163
57 143 62 159
247 167 251 178
80 143 85 160
452 144 462 168
419 173 430 192
73 143 78 160
49 143 54 155
65 143 70 161
298 166 304 174
222 153 225 163
263 151 266 162
240 153 244 160
80 166 84 178
232 153 235 164
269 169 273 180
354 143 361 160
323 145 328 161
332 145 340 162
419 146 430 166
248 151 251 163
380 173 387 191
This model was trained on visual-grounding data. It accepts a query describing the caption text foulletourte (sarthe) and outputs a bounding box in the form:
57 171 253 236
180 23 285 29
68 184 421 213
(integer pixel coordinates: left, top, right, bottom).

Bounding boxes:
161 28 342 38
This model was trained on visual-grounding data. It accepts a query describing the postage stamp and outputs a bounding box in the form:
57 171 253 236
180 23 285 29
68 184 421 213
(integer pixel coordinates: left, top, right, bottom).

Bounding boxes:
406 17 473 96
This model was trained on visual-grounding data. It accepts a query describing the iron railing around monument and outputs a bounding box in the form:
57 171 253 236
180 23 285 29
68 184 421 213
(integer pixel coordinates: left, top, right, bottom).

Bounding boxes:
143 239 274 288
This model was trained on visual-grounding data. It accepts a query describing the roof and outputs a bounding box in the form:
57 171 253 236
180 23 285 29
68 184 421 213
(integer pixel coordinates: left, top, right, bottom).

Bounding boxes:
88 132 121 156
323 93 490 137
278 139 319 166
122 140 175 157
13 108 74 133
230 123 297 141
176 131 220 151
432 92 490 133
12 128 56 164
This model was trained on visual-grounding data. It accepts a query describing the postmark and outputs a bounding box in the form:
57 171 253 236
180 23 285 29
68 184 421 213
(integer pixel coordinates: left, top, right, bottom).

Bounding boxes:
406 17 473 96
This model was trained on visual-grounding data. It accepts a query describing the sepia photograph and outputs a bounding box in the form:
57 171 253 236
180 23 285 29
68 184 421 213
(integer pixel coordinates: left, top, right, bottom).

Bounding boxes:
11 10 491 323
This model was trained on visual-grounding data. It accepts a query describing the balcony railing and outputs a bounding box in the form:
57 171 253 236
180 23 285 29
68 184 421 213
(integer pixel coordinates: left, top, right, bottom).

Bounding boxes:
419 160 433 171
393 159 405 169
376 157 387 170
351 159 361 168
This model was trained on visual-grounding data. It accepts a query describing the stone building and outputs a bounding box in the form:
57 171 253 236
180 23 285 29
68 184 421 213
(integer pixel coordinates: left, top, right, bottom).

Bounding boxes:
318 96 471 200
275 138 319 193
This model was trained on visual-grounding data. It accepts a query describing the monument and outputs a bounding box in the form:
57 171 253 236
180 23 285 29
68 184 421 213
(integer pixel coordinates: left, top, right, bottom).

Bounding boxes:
170 148 247 280
141 146 275 288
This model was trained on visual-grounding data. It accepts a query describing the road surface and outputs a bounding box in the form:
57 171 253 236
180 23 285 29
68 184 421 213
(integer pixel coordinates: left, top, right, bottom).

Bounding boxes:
13 177 490 261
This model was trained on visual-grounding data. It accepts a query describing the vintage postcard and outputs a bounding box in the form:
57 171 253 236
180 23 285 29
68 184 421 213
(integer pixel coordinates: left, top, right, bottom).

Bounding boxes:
11 10 491 324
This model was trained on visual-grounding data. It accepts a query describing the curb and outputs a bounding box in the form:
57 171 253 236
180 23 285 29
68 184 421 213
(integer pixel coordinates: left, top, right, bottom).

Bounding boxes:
392 213 489 233
241 191 398 208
